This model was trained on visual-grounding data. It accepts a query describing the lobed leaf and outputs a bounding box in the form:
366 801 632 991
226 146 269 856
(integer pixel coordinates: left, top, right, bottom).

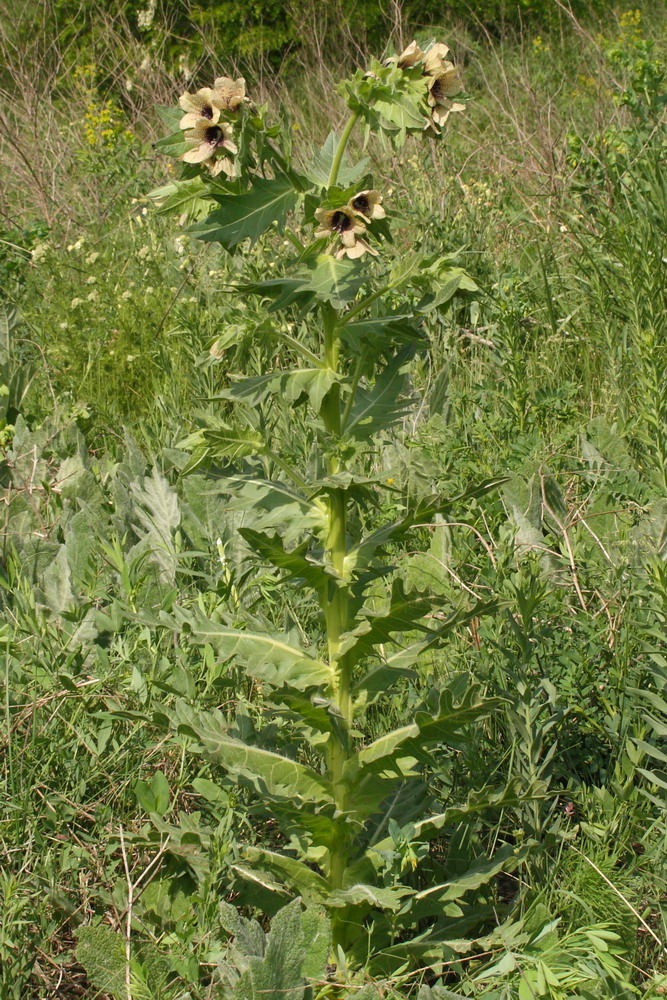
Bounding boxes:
170 606 332 690
191 175 299 251
173 703 334 806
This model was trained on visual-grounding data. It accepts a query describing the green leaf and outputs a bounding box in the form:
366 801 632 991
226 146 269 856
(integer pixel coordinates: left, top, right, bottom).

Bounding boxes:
339 313 426 349
305 130 370 187
341 578 435 666
76 926 127 998
150 770 170 815
408 844 529 912
155 104 183 131
418 268 479 313
219 902 266 957
147 176 210 219
233 898 307 1000
407 781 546 842
300 256 365 307
171 607 332 690
173 703 334 806
217 367 336 412
239 276 315 312
154 129 192 157
353 675 498 775
374 94 426 133
327 883 411 910
345 348 415 440
240 846 331 902
300 907 331 980
351 658 417 708
212 475 327 542
348 477 508 575
134 778 157 814
203 425 266 461
239 528 330 589
191 175 299 250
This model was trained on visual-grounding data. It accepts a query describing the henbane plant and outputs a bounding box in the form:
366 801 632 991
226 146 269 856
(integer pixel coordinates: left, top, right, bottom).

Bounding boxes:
151 41 539 973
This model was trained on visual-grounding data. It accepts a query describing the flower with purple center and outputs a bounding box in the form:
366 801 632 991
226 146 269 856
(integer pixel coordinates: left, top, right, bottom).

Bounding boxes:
181 119 238 176
314 205 378 259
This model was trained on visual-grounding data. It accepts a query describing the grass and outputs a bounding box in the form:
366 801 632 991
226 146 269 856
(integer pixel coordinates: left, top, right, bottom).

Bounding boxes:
2 1 667 997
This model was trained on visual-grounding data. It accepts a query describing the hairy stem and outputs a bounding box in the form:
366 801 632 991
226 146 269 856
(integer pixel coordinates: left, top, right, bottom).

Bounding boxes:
327 111 361 189
320 303 352 895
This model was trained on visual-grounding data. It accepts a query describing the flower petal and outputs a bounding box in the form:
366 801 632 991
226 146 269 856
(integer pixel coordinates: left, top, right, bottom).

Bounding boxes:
423 42 451 75
182 143 214 163
397 40 424 68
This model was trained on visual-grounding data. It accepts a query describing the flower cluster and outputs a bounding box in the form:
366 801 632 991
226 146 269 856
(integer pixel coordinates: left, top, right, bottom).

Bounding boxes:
314 189 385 259
178 76 246 177
391 40 465 133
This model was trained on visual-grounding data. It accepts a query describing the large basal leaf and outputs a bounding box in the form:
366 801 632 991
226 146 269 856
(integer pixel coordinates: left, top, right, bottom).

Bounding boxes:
191 175 299 250
299 906 332 980
76 926 127 998
127 467 182 586
41 544 75 613
234 898 307 1000
218 902 266 958
345 348 415 440
170 606 331 690
173 703 334 806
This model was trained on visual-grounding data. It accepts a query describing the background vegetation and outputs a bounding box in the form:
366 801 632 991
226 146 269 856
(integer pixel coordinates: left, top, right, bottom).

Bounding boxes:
2 0 667 997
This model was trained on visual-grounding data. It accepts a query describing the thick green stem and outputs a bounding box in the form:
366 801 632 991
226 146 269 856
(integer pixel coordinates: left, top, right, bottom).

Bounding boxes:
320 304 352 894
327 111 361 189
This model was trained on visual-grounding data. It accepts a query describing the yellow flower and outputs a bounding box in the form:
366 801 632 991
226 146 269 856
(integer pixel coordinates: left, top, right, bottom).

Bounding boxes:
178 78 245 130
314 206 378 259
336 238 378 260
178 87 225 129
423 42 452 76
396 40 424 68
427 66 465 127
213 76 246 111
348 189 386 222
181 119 238 176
